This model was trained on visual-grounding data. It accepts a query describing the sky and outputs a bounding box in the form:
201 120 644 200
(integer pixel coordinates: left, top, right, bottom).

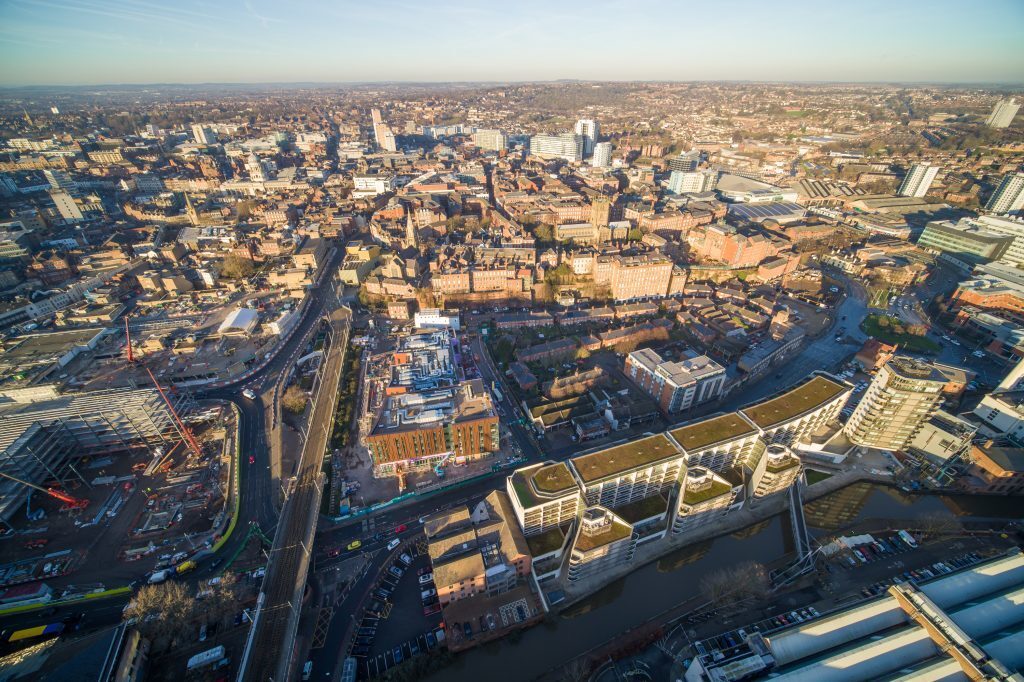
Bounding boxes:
0 0 1022 86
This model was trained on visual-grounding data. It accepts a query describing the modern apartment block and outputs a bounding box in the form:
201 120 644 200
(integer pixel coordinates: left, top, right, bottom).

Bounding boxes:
625 348 726 414
672 467 737 535
529 133 583 162
506 461 581 535
749 443 802 499
365 379 499 476
667 412 761 472
591 142 612 168
569 433 684 509
668 169 718 194
472 128 507 152
740 372 851 445
986 173 1024 216
574 118 599 157
986 98 1020 128
567 506 636 582
844 357 948 451
897 162 940 198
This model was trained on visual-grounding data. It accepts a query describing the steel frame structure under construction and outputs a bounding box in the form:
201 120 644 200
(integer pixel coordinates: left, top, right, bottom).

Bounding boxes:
0 387 194 524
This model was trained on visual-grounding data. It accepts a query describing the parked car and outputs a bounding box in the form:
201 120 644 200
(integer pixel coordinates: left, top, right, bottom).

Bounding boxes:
418 572 434 586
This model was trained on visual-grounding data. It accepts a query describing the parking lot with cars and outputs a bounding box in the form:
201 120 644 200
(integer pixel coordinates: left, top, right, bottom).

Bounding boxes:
347 541 445 679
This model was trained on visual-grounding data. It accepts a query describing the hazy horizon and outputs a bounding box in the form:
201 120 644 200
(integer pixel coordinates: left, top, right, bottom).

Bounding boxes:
2 0 1023 87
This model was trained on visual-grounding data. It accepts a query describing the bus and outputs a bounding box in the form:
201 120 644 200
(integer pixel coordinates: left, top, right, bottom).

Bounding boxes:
187 645 226 671
4 622 64 643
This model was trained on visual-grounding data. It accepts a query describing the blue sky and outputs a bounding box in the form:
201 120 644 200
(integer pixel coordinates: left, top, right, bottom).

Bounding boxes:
1 0 1022 86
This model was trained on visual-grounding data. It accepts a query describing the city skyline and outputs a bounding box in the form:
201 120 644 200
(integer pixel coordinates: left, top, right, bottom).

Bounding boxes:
0 0 1023 86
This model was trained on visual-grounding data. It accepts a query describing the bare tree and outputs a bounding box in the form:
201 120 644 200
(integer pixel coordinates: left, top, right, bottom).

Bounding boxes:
123 582 195 650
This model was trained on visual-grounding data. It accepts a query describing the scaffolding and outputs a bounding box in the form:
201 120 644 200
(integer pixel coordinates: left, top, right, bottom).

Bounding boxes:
0 387 194 523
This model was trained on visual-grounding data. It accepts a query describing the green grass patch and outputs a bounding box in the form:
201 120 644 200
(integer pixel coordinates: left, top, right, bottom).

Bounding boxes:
862 314 940 353
806 469 833 485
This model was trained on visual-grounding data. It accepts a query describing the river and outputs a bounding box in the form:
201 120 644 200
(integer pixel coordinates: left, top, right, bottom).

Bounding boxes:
429 483 1024 682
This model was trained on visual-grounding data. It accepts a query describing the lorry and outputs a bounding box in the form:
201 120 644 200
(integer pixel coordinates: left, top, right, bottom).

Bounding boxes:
175 560 197 575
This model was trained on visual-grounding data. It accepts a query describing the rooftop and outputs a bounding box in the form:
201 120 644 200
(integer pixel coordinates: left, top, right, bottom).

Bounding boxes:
573 518 633 553
741 375 847 429
525 526 565 557
670 412 757 452
681 478 733 506
509 462 579 509
614 493 670 524
570 433 681 484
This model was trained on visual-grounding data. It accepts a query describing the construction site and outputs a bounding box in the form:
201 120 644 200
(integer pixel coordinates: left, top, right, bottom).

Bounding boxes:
0 359 236 603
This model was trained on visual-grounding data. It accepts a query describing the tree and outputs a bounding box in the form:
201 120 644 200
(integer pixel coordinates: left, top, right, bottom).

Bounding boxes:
282 385 308 414
220 255 256 279
122 582 195 649
533 223 554 244
575 346 591 361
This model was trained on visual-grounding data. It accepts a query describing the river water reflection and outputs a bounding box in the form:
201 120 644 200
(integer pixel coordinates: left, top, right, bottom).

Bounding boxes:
432 483 1023 682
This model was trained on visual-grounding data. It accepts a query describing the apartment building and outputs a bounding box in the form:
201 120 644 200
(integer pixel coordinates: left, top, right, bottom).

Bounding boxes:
749 444 802 499
986 98 1020 128
740 372 850 445
965 441 1024 494
425 492 531 606
625 348 726 414
365 380 499 476
672 467 738 535
530 133 583 162
844 357 947 451
986 173 1024 216
609 253 674 301
667 412 761 473
917 220 1013 269
897 163 940 198
472 128 507 152
569 433 684 509
567 506 636 582
506 462 581 536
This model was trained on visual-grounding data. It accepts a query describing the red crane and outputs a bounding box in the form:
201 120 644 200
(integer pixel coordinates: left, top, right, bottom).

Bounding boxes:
0 471 89 510
124 315 135 364
145 367 203 459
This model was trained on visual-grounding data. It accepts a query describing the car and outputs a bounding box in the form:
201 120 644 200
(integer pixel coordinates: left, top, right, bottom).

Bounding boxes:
410 639 420 655
426 631 437 648
395 524 407 533
393 647 404 663
808 607 820 617
248 455 255 464
375 588 391 599
199 624 208 641
463 622 473 638
398 553 412 566
423 603 441 616
418 572 434 585
242 388 257 400
421 588 437 600
347 540 362 551
387 538 400 551
302 661 313 680
327 547 341 558
388 566 404 578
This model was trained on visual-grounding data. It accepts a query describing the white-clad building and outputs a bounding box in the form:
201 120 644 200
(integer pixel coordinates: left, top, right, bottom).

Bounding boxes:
897 163 940 198
530 133 583 162
413 308 460 331
574 119 599 157
591 142 612 168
